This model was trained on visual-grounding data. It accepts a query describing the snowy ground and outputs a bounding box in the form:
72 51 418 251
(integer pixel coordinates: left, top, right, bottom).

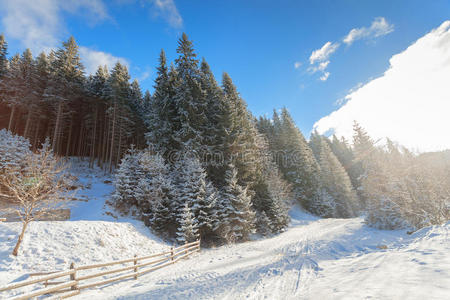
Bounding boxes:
0 161 449 299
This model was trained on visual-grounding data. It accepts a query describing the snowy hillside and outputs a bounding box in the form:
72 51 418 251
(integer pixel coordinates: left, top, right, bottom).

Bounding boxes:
0 160 170 295
0 162 449 299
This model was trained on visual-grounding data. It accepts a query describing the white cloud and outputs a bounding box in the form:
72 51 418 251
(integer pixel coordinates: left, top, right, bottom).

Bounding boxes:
0 0 130 75
79 47 129 74
308 42 339 81
309 60 330 73
294 61 302 69
309 41 340 64
0 0 109 54
343 17 394 45
314 21 450 152
149 0 183 29
319 72 330 81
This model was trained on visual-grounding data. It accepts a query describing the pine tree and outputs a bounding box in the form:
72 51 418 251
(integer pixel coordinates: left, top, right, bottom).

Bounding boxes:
45 37 85 153
173 33 208 150
176 202 199 244
278 108 322 213
0 129 31 184
146 50 178 154
136 152 173 216
329 134 360 190
0 34 8 77
252 135 291 233
112 147 143 213
220 165 256 242
4 54 22 132
151 194 175 237
313 136 358 217
31 52 51 148
221 73 261 188
19 49 38 139
172 154 219 240
352 121 376 209
199 58 225 151
104 62 132 171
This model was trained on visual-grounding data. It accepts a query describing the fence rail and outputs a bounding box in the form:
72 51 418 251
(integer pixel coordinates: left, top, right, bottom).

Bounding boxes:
0 239 200 299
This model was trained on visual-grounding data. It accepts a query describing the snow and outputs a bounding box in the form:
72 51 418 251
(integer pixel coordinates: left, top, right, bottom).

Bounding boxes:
76 210 449 300
0 160 169 297
66 159 116 221
0 161 449 299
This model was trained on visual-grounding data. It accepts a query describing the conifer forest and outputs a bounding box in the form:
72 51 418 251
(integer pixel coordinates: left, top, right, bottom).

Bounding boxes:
0 32 449 247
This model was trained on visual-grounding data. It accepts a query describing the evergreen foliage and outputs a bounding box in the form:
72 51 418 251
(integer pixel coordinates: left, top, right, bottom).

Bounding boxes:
257 109 322 214
2 32 447 245
310 133 358 218
176 202 200 244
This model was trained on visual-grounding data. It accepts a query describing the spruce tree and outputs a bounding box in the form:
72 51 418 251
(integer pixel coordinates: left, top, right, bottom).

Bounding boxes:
352 121 376 209
4 54 22 132
112 147 143 212
221 73 261 188
45 36 85 153
220 165 256 242
173 33 208 150
172 154 219 240
329 134 360 190
176 202 199 244
314 136 358 217
0 34 8 77
147 50 178 154
278 108 322 213
199 58 227 169
104 62 132 171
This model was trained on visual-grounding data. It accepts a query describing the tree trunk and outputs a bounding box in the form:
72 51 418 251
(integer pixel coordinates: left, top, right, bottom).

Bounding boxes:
52 101 63 152
13 110 22 134
12 221 29 256
116 121 122 168
24 110 32 139
8 105 16 132
109 101 117 173
33 118 41 150
65 115 73 157
77 121 84 157
90 103 98 168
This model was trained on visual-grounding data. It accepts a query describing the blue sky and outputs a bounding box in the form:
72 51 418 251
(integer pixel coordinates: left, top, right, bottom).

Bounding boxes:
0 0 449 141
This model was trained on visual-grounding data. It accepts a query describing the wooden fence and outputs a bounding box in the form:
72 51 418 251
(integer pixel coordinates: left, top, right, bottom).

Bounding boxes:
0 240 200 299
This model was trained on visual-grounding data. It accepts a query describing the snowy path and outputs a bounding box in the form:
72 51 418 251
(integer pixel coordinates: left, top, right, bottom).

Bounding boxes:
76 210 450 300
1 211 448 299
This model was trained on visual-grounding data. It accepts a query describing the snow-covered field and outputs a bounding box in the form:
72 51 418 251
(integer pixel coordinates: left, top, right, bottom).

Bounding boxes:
0 161 449 299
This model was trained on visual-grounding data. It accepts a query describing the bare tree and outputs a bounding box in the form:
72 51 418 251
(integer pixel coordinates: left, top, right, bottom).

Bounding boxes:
0 142 72 256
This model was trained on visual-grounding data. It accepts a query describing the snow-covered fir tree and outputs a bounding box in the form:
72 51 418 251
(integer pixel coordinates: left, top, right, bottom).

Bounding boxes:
173 33 208 151
258 109 322 214
135 151 173 219
0 130 31 190
220 165 256 242
310 134 358 218
172 153 219 240
112 147 143 213
176 202 199 244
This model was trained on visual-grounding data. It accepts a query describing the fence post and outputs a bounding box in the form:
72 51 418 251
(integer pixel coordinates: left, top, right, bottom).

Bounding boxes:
134 254 138 280
170 245 174 261
70 262 78 290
